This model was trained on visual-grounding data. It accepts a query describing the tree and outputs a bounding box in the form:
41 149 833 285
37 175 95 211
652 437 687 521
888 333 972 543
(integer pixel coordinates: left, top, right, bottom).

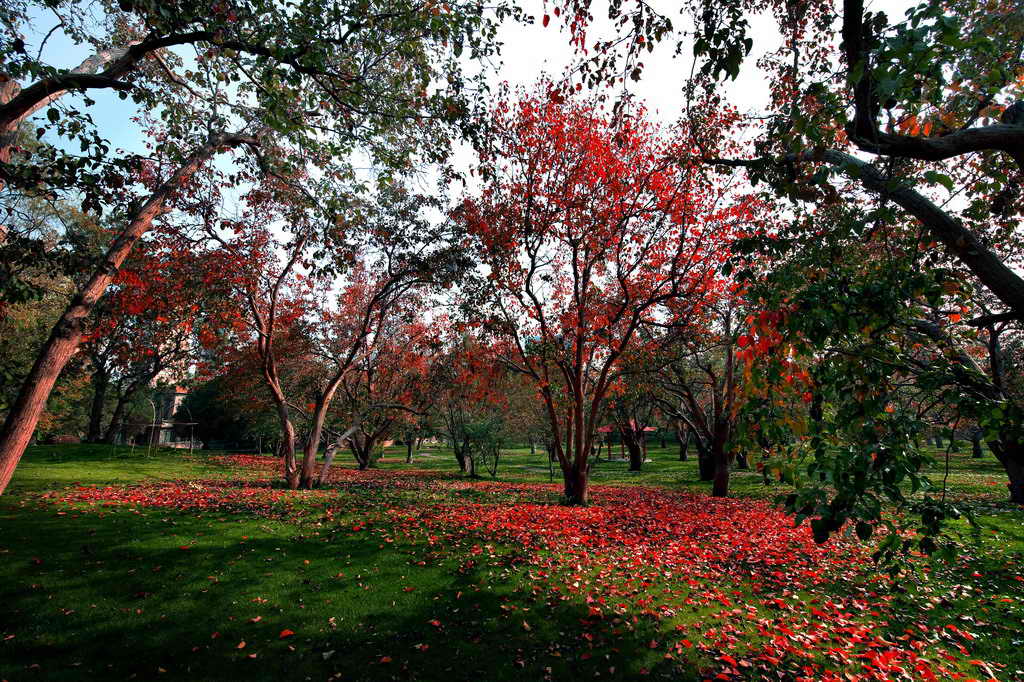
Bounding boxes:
0 0 509 494
331 307 434 471
207 181 463 488
460 86 750 504
430 333 508 474
605 361 659 472
81 241 219 443
548 0 1024 551
653 296 753 496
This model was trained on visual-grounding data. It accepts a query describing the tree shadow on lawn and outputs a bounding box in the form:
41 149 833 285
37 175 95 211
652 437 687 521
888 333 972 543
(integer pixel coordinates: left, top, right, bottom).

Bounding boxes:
799 530 1024 678
0 501 706 682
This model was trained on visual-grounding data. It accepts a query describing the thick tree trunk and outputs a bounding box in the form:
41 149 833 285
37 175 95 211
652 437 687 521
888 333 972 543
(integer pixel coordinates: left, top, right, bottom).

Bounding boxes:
696 439 715 481
989 439 1024 504
0 131 256 496
351 442 371 470
809 391 824 427
274 432 298 486
275 407 298 489
350 433 379 470
563 465 589 505
86 370 109 443
405 438 414 464
298 396 340 489
711 441 731 497
972 429 984 459
622 429 644 471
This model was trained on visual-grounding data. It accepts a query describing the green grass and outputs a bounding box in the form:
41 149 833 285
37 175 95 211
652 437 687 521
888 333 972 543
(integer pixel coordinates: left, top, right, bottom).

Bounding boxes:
1 443 1022 681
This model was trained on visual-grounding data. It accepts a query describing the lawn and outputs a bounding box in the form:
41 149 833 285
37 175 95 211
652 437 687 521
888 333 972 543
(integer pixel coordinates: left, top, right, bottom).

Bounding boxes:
1 443 1022 681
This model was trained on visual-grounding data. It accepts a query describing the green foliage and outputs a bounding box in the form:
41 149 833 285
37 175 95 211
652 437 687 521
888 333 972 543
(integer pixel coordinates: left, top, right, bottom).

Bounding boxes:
461 416 504 478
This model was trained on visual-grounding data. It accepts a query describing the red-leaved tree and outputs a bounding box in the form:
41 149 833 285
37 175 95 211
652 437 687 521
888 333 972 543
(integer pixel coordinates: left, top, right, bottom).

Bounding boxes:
459 87 755 504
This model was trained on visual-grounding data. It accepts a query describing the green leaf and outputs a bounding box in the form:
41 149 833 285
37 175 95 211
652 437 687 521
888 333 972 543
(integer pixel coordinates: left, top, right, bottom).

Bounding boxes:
923 170 954 191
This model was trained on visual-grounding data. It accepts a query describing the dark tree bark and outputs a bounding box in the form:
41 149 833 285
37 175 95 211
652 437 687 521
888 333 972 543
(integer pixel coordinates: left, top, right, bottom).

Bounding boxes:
617 424 644 471
711 439 730 497
989 439 1024 504
563 463 589 505
623 431 644 471
86 369 109 443
677 425 690 461
972 429 984 459
350 433 379 471
102 394 130 444
453 443 468 472
696 437 715 481
735 450 749 470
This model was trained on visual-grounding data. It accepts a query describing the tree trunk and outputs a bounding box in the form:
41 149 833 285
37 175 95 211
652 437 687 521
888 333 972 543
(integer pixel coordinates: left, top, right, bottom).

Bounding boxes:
528 435 536 455
711 441 731 497
809 391 824 427
621 428 644 471
972 429 984 459
283 436 299 487
102 394 129 444
696 439 715 481
275 407 298 489
351 440 371 470
0 130 257 496
298 398 338 489
677 424 689 461
563 465 589 505
316 441 341 487
735 450 749 470
405 438 414 464
454 445 467 472
86 370 109 443
989 439 1024 504
350 433 379 471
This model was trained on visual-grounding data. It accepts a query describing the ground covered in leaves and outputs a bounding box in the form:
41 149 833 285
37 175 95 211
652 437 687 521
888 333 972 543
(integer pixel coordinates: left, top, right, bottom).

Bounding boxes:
1 446 1022 681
